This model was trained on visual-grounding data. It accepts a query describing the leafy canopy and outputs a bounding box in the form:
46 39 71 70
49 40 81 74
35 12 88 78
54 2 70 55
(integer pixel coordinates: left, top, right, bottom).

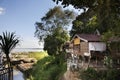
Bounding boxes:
53 0 120 37
35 6 75 40
44 27 69 56
35 6 76 56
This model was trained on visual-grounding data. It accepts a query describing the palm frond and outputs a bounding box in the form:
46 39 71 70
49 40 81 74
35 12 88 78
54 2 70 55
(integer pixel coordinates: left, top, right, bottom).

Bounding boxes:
0 31 19 55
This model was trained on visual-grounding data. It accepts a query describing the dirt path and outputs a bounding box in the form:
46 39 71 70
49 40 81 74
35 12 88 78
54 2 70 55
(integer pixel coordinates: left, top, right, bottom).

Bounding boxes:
59 70 81 80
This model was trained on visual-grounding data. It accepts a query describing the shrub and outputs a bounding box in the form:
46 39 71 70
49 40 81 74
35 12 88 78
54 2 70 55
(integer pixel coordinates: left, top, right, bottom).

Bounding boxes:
28 51 48 60
28 55 67 80
80 67 98 80
80 68 120 80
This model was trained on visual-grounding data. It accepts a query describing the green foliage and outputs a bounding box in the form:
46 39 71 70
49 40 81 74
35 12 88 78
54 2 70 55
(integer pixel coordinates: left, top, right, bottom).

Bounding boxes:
70 15 98 36
28 51 48 60
28 55 67 80
80 67 98 80
101 31 114 42
104 56 113 68
105 69 120 80
80 68 120 80
51 51 66 65
44 27 69 56
110 42 120 53
29 56 54 80
35 6 75 40
35 6 74 56
0 32 19 55
53 0 120 37
0 31 19 66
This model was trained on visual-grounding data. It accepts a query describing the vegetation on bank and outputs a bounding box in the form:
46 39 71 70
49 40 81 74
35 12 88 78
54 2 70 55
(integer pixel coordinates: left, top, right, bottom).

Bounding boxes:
28 51 48 60
12 51 48 60
31 6 72 80
27 53 67 80
79 56 120 80
12 51 67 80
80 67 120 80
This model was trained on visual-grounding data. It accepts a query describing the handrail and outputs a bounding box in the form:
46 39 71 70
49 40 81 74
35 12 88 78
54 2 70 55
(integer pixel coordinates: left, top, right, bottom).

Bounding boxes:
0 67 13 80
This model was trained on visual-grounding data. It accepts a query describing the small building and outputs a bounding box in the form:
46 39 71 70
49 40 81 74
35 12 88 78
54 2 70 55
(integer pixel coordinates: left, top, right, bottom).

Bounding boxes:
70 34 106 57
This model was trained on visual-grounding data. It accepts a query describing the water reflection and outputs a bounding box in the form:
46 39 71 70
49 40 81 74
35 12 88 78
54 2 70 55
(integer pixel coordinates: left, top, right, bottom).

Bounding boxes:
13 69 24 80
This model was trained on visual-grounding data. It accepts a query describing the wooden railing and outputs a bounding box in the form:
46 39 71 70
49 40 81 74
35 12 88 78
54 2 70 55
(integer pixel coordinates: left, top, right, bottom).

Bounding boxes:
0 67 13 80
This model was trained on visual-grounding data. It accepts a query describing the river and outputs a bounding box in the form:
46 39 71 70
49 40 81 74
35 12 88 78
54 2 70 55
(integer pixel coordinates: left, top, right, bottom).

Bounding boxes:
13 69 24 80
11 48 42 80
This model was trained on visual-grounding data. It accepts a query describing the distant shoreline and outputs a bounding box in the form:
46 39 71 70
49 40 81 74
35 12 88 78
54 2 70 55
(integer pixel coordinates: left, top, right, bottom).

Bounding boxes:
15 48 43 49
11 48 43 53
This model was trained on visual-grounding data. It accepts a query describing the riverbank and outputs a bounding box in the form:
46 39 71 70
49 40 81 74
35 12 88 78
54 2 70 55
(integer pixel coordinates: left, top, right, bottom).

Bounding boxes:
10 51 48 80
11 51 48 72
27 53 67 80
17 63 34 72
11 48 43 53
11 51 48 60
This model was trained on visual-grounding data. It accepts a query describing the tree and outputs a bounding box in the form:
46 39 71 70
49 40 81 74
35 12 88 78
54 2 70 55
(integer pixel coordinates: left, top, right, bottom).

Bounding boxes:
35 6 75 40
0 31 19 67
35 6 75 56
53 0 120 36
44 27 69 56
70 15 98 36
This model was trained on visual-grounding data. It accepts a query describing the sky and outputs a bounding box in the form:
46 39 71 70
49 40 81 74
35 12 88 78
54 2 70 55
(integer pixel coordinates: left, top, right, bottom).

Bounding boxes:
0 0 57 48
0 0 81 48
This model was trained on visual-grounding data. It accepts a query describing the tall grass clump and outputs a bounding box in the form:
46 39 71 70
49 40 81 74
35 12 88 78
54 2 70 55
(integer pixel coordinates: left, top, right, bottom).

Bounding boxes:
80 67 120 80
28 52 67 80
28 51 48 60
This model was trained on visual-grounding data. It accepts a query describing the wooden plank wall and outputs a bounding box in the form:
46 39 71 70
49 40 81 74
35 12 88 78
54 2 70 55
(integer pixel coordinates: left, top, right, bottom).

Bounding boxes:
80 42 89 55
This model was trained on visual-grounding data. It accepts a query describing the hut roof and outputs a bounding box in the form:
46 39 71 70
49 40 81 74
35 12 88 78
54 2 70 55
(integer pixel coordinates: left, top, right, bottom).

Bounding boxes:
72 34 101 42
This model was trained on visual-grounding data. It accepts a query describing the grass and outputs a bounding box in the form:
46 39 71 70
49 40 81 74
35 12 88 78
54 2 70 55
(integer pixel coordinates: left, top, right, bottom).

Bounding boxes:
12 51 48 60
28 51 48 60
80 67 120 80
27 55 67 80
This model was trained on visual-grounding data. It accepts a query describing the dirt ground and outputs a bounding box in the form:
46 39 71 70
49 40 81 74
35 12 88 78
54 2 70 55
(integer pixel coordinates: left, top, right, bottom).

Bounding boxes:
59 70 81 80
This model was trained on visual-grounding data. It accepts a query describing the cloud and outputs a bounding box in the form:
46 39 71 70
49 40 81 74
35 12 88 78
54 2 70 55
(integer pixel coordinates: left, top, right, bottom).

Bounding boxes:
0 7 5 15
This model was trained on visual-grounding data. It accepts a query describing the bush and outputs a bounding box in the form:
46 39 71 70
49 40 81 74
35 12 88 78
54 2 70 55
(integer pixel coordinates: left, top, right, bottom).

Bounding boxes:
28 55 67 80
105 69 120 80
80 68 120 80
80 67 98 80
28 51 48 60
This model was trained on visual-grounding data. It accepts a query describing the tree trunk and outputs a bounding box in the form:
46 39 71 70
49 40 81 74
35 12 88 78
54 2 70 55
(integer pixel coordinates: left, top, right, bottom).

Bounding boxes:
6 54 12 80
6 54 11 67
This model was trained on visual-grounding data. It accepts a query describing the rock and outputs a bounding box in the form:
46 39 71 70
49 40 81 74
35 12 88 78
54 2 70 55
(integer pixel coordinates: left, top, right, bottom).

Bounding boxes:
22 58 37 63
17 63 34 72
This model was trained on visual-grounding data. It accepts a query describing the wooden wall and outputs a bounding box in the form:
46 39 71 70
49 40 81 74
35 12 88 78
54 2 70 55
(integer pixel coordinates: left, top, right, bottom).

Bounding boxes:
80 42 89 55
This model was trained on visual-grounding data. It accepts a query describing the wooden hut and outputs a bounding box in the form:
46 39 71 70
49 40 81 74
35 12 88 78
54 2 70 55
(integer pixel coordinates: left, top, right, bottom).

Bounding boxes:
70 34 106 58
